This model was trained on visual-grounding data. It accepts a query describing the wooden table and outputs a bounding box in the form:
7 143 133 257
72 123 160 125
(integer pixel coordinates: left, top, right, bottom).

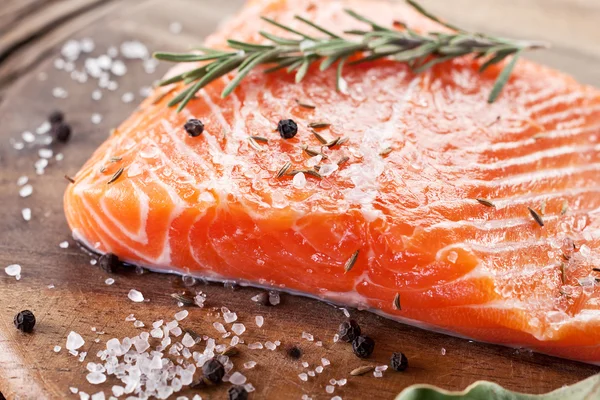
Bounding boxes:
1 0 599 399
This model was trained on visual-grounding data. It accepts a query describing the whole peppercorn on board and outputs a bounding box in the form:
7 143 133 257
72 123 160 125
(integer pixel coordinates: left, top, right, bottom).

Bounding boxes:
1 0 600 399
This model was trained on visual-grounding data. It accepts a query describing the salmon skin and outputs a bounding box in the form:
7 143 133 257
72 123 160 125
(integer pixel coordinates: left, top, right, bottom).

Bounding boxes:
65 0 600 363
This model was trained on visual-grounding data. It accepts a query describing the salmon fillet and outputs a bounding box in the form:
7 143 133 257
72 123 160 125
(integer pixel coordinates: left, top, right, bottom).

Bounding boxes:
64 0 600 362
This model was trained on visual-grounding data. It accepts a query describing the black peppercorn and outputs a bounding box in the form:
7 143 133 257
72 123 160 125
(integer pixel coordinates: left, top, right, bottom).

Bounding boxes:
98 253 120 273
202 358 225 384
390 352 408 371
277 119 298 139
338 319 361 342
287 345 302 359
184 119 204 137
48 110 64 125
352 335 375 358
52 123 71 143
228 385 248 400
14 310 36 333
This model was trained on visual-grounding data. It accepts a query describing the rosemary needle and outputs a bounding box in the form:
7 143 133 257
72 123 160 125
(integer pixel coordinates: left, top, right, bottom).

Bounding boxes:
154 1 548 111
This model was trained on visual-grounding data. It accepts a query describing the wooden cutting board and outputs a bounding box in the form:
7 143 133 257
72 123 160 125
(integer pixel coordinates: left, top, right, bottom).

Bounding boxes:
1 0 600 399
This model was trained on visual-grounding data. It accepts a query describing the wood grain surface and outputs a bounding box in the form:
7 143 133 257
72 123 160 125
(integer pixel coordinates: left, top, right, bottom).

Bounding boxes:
1 0 600 399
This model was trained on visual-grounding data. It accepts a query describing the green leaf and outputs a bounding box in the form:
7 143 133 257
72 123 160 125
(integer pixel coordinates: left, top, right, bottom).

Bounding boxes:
153 51 231 62
294 15 341 38
344 9 391 32
259 31 301 45
295 58 311 83
487 49 522 103
260 16 316 40
478 49 517 72
226 40 275 51
406 0 463 32
413 54 458 73
320 55 341 71
395 374 600 400
221 48 280 97
264 57 301 73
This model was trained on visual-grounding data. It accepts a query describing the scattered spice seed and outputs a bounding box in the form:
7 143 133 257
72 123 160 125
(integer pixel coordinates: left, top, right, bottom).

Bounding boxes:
308 121 330 129
350 365 375 376
287 345 302 359
344 250 360 274
379 147 393 156
184 328 201 342
325 137 340 148
64 175 75 184
98 253 120 273
528 207 544 227
228 385 249 400
337 156 350 166
393 293 401 310
476 198 495 208
247 137 262 151
14 310 36 333
107 167 124 184
594 268 600 272
184 119 204 137
338 319 361 342
289 169 322 179
561 201 568 215
53 122 72 143
312 130 328 144
277 119 298 139
352 335 375 358
221 346 239 357
49 110 64 125
337 137 349 146
562 253 571 261
275 161 292 178
390 352 408 371
250 135 268 143
171 293 195 306
301 146 327 158
560 263 566 284
202 358 225 384
99 166 107 173
295 99 316 109
109 156 122 162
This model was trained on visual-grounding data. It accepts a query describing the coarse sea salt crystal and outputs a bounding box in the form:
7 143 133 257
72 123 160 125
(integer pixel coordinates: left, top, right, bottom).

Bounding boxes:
332 396 342 400
22 131 35 143
231 336 240 346
22 208 31 221
127 163 142 178
55 153 64 161
174 310 188 321
315 366 323 373
223 312 238 323
86 371 106 384
441 347 446 355
150 328 163 338
17 176 28 186
302 361 309 368
19 184 33 197
39 148 53 159
128 289 144 302
231 323 245 336
447 251 458 264
213 322 226 333
153 320 163 328
121 92 134 103
105 278 114 285
229 372 247 385
92 90 102 101
182 333 195 347
125 314 136 321
244 361 256 369
248 342 263 350
326 385 335 394
111 60 127 76
302 332 314 341
91 113 102 124
375 365 388 372
121 41 148 59
255 315 264 328
308 371 315 377
54 345 61 353
319 163 338 176
70 387 78 394
133 320 144 328
293 172 307 189
374 370 383 378
265 341 276 351
321 358 330 366
52 87 68 98
171 326 182 337
337 378 347 386
37 121 51 135
66 331 85 351
5 264 21 279
341 308 350 318
298 373 308 381
59 241 69 249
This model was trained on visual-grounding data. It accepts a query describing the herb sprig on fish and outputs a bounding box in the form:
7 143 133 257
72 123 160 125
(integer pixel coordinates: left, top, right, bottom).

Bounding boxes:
154 0 548 111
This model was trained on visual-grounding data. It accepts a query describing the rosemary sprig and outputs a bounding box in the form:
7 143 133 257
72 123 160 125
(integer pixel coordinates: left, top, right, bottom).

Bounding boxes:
154 1 547 111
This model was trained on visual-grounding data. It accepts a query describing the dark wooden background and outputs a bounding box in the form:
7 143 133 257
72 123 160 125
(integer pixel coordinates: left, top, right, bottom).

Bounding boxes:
1 0 600 399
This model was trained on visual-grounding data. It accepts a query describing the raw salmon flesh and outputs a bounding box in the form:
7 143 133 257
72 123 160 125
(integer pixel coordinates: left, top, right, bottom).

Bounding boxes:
64 0 600 362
